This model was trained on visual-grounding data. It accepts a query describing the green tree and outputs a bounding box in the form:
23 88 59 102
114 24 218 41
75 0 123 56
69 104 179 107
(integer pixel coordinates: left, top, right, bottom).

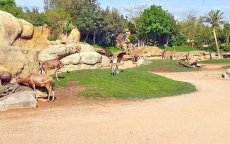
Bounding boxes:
136 5 176 46
223 23 230 51
0 0 24 18
204 10 224 58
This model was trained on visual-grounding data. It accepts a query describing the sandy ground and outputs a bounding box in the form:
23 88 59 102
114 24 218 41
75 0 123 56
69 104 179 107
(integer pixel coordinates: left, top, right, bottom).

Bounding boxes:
1 64 230 144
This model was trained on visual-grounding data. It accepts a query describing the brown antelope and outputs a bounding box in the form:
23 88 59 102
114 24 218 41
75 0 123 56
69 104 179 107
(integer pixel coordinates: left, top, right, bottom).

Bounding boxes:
17 73 55 101
0 71 12 85
39 58 64 81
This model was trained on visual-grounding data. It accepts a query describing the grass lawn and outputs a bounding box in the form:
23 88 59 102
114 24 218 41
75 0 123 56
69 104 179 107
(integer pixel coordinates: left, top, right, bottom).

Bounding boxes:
200 59 230 64
164 46 200 52
223 66 230 69
55 60 196 99
105 46 121 52
137 59 201 72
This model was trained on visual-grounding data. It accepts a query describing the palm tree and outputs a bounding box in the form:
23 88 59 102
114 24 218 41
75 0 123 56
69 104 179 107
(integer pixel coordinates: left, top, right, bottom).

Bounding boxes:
204 10 224 59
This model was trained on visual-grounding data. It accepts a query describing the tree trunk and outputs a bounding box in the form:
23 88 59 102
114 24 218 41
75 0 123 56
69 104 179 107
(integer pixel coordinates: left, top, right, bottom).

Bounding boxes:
84 32 89 42
213 28 221 59
93 31 96 44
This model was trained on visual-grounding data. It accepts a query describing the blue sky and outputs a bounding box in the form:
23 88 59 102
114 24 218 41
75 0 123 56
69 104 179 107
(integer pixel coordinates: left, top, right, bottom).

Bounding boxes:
15 0 230 21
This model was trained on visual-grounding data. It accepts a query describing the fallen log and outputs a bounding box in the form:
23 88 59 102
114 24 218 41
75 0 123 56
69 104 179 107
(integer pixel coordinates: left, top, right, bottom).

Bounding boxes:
177 61 196 68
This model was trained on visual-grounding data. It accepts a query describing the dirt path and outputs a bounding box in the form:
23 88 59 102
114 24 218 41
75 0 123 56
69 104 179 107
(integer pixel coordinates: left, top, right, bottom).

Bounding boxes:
1 64 230 144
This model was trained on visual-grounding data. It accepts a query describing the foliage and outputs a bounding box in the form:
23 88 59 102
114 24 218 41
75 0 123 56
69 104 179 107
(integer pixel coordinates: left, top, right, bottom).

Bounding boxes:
44 0 126 46
136 5 176 46
177 15 212 49
55 62 196 99
0 0 24 18
23 7 47 26
203 10 224 58
170 34 187 46
223 23 230 51
44 9 72 38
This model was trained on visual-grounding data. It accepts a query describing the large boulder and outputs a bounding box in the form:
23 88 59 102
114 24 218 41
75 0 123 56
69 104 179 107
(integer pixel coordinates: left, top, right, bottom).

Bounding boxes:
38 43 80 62
61 53 81 65
13 24 50 49
0 91 36 112
0 10 23 47
19 19 34 38
80 43 96 52
0 47 39 76
80 52 102 65
101 55 110 67
68 27 80 43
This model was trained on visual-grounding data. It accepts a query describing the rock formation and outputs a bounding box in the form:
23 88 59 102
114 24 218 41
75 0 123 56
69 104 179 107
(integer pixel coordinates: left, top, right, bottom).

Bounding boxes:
0 11 23 47
13 24 50 49
0 46 39 76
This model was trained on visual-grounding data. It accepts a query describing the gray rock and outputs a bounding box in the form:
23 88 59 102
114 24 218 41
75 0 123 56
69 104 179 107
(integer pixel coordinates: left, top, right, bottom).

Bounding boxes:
61 53 81 65
80 52 102 65
0 10 23 47
101 55 110 67
0 47 39 76
0 91 36 112
79 43 96 52
38 43 80 62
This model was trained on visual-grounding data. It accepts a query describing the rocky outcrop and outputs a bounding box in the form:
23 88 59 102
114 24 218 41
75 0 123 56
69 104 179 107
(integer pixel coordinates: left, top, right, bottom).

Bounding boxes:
61 53 81 65
0 10 23 47
38 43 81 62
13 24 50 49
68 27 80 43
0 91 36 112
80 43 96 52
80 52 102 65
19 19 34 38
101 55 111 67
0 47 39 76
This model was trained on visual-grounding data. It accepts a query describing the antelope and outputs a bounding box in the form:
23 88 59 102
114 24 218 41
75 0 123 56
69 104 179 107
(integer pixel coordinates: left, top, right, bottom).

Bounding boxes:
39 58 64 81
0 71 12 85
111 64 120 76
17 73 55 101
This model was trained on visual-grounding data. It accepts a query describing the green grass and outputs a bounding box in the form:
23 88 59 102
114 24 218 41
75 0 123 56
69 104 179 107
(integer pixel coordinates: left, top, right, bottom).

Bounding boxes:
85 40 121 52
105 46 121 52
223 66 230 69
0 85 6 90
200 59 230 64
55 60 196 99
136 59 201 72
164 46 200 52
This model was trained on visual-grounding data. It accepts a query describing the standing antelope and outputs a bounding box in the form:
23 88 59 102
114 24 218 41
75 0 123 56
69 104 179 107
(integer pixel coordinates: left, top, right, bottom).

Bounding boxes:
39 58 64 81
0 71 12 85
17 73 55 101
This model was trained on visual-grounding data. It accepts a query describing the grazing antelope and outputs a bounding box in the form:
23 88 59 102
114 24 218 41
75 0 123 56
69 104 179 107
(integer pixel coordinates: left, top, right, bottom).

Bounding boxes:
111 64 120 76
0 71 12 85
16 73 55 101
39 58 64 81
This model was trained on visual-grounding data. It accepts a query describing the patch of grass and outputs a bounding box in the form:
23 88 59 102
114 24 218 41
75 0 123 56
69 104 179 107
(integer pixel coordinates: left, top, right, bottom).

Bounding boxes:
223 66 230 69
0 85 6 90
105 46 121 52
85 39 121 52
164 46 200 52
136 59 201 72
56 60 196 99
200 59 230 64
